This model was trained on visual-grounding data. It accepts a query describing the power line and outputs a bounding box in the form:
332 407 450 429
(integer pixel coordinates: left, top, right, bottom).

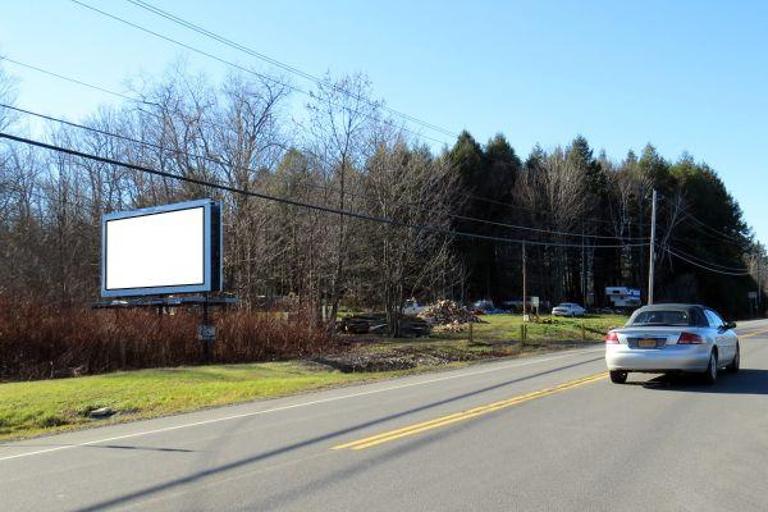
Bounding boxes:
659 194 748 245
0 55 625 232
0 55 143 105
664 243 749 273
0 103 650 242
0 131 650 250
679 210 747 244
665 234 750 272
449 212 648 240
664 247 750 276
123 0 458 139
67 0 451 146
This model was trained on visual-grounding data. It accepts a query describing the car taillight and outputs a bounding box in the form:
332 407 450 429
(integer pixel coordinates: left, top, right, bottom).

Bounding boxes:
604 331 619 344
678 332 703 344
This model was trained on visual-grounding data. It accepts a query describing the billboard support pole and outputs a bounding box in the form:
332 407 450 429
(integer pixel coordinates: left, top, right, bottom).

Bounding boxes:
94 296 235 365
201 295 212 364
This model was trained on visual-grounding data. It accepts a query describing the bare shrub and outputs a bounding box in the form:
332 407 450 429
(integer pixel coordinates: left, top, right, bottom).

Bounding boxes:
0 298 334 382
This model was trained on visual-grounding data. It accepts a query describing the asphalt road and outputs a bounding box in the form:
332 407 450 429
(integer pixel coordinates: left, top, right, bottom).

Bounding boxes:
3 319 768 511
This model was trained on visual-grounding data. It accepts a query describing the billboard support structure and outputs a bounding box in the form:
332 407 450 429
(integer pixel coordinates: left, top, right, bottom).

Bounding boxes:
97 198 236 362
94 293 238 363
201 297 213 363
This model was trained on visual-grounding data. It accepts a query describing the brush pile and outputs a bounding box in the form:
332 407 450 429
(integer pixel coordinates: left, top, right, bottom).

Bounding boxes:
417 300 480 326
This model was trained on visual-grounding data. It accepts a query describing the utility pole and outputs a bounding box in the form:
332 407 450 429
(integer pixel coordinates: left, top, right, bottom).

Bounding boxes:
522 240 527 320
647 189 658 305
758 255 762 315
581 226 586 307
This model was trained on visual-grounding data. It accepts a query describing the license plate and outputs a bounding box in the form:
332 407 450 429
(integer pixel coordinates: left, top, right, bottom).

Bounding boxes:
638 339 657 348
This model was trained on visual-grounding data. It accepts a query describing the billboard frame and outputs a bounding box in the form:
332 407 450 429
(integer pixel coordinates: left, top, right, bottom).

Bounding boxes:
100 198 223 298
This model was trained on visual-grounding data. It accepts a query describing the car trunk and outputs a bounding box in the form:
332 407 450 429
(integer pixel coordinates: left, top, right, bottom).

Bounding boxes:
615 326 687 348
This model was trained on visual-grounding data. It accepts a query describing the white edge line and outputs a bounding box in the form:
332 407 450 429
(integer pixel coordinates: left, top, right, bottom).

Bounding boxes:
0 347 604 462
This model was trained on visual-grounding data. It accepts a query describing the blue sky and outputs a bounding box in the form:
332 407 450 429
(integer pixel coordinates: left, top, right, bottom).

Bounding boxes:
1 1 767 243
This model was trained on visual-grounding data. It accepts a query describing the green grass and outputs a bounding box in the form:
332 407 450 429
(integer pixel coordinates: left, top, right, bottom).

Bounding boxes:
467 313 627 343
362 313 627 346
348 313 627 370
0 362 405 441
0 313 627 442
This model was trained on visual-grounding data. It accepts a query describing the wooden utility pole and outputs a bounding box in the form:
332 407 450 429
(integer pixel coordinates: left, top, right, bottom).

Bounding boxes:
522 240 527 320
648 189 658 305
581 227 586 307
758 255 762 315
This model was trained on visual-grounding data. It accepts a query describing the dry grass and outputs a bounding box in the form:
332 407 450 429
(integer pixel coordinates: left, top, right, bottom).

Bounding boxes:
0 299 334 381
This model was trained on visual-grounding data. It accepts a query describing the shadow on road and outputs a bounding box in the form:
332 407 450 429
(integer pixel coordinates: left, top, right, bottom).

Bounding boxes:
4 443 196 453
96 444 195 453
628 369 768 395
72 355 604 511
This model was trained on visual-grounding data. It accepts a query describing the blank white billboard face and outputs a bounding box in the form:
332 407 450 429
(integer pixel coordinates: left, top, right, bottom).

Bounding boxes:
105 207 204 291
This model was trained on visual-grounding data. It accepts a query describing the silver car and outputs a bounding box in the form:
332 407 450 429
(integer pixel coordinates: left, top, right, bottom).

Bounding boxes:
552 303 586 317
605 304 740 384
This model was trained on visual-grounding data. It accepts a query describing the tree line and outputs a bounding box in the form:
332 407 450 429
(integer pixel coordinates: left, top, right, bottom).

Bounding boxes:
0 63 765 332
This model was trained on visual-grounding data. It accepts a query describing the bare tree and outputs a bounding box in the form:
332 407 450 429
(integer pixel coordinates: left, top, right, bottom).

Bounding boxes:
121 65 292 305
305 73 382 326
515 147 589 302
358 137 460 335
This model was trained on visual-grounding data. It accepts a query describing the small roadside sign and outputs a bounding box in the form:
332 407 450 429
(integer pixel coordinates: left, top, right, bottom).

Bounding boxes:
197 324 216 343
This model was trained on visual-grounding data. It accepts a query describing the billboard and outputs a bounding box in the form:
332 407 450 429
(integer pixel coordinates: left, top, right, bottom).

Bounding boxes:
101 199 222 297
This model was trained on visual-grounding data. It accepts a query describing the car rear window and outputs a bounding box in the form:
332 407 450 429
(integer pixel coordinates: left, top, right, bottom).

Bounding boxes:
629 310 691 326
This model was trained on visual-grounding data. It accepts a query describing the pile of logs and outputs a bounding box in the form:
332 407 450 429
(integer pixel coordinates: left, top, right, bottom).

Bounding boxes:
338 313 431 337
337 300 480 337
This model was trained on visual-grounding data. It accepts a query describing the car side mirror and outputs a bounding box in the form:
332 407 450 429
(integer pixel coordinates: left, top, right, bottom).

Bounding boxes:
723 321 736 331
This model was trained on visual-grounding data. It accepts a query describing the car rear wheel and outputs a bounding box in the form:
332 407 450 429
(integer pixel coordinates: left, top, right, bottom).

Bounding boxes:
609 370 628 384
702 351 718 384
726 344 740 373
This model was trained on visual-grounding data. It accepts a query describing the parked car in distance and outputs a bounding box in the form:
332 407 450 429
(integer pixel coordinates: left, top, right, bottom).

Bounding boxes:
471 299 496 313
604 303 740 384
551 303 586 317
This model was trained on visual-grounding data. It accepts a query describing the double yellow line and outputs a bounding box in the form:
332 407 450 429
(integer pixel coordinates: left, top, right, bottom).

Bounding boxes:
333 372 607 451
